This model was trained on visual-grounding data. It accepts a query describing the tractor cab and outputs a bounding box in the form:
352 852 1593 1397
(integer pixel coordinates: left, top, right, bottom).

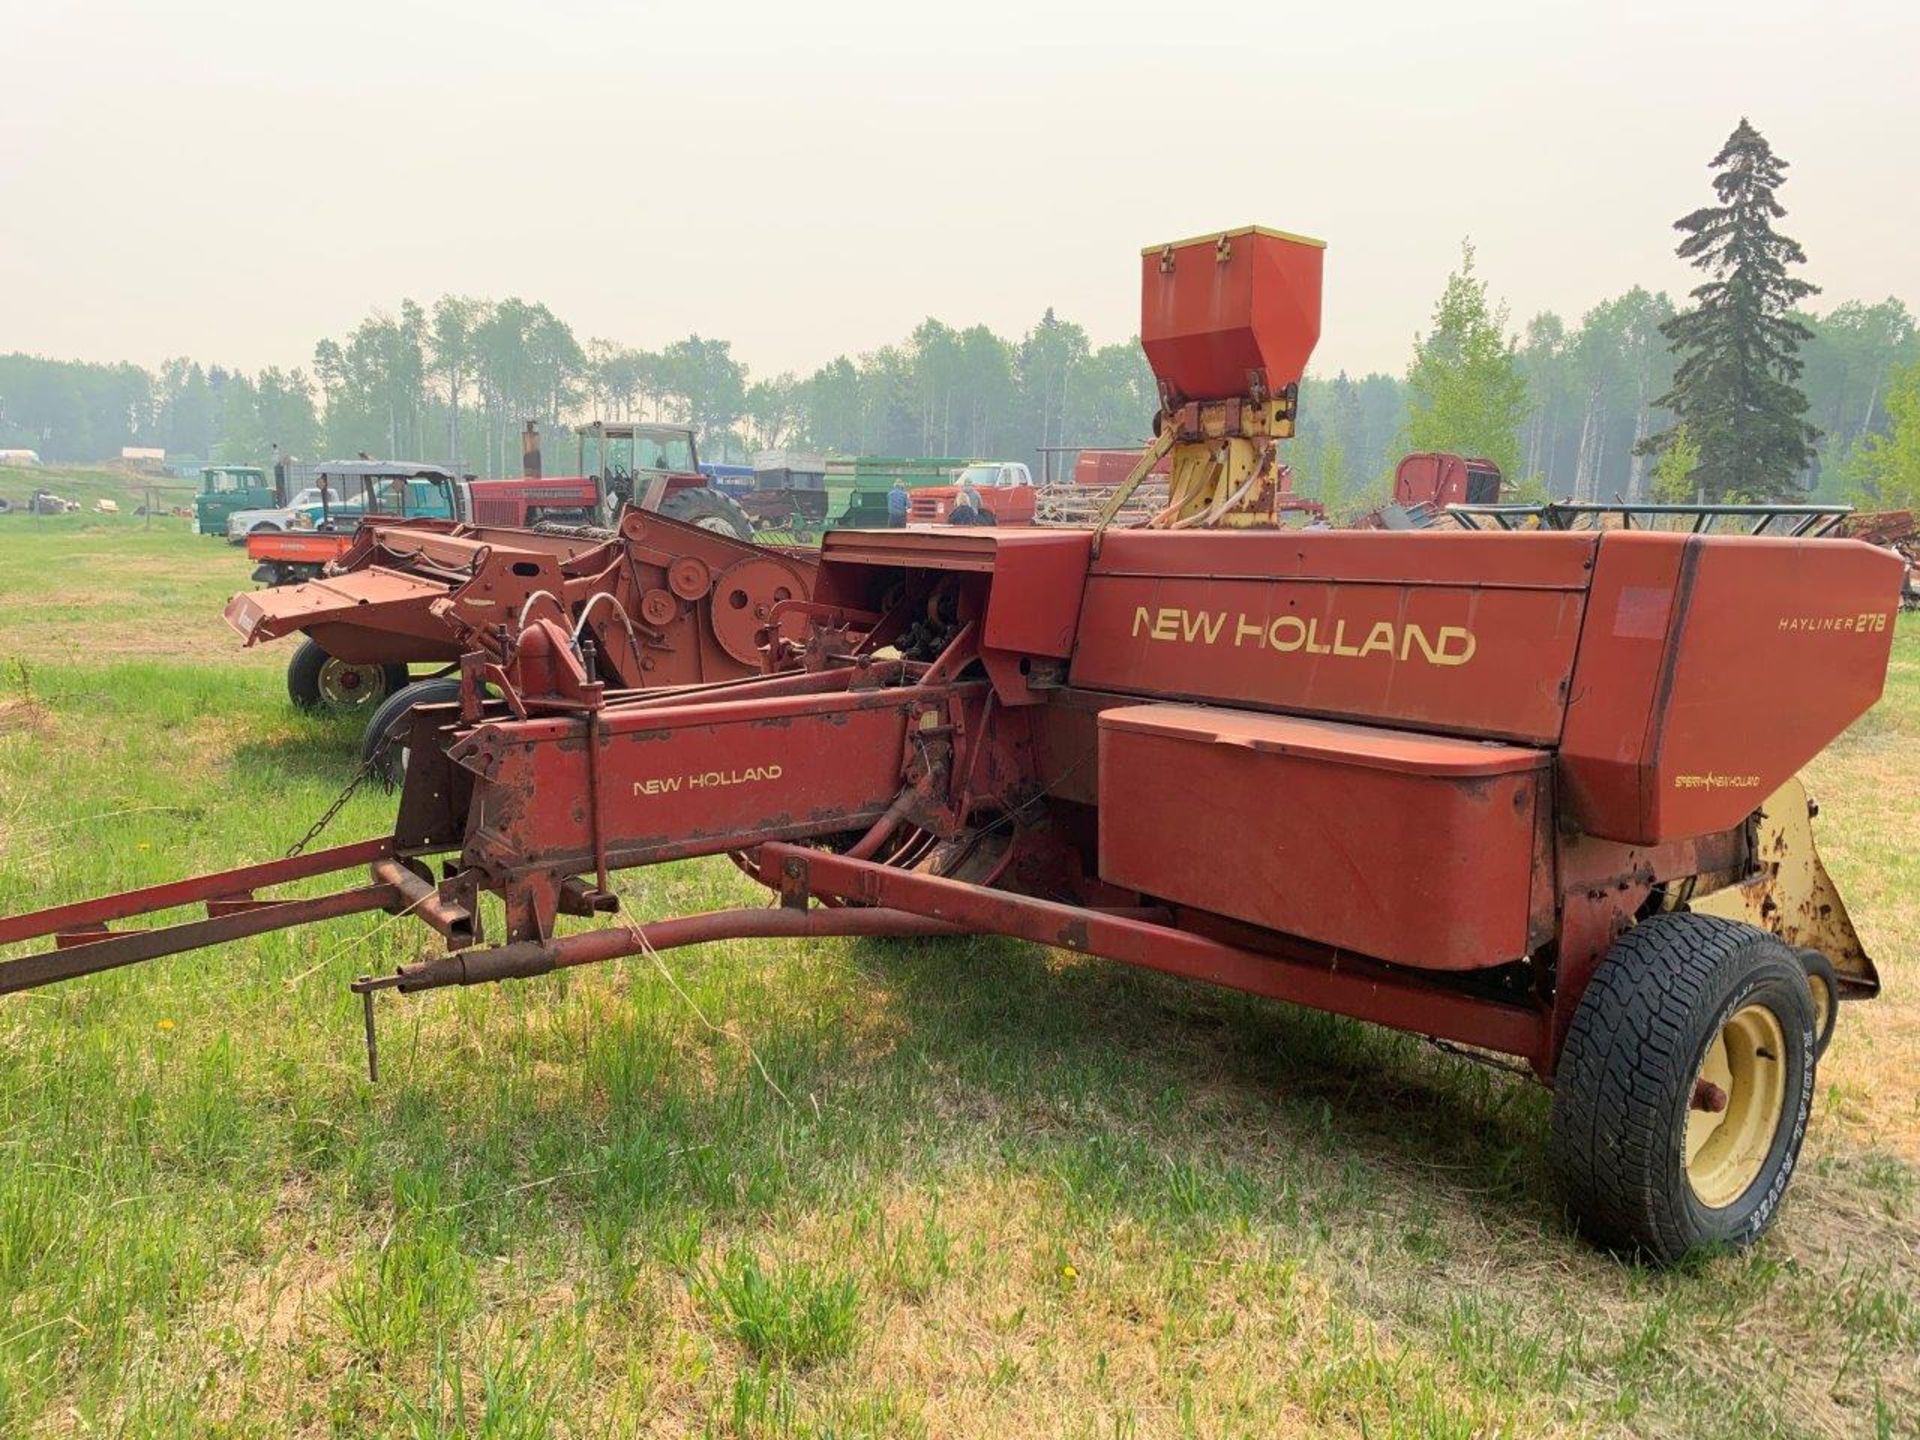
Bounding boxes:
567 421 753 538
576 422 698 505
193 465 275 536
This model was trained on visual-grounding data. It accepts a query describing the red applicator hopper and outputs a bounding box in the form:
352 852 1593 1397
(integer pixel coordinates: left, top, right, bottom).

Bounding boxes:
1139 226 1325 406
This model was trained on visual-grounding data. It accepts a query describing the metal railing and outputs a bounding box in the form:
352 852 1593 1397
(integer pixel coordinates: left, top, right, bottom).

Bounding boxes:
1448 501 1852 538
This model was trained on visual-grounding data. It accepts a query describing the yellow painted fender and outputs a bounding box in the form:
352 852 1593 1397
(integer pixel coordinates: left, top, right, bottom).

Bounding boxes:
1691 776 1879 999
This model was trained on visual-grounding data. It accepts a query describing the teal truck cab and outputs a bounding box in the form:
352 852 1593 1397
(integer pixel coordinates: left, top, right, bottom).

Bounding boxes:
193 465 276 536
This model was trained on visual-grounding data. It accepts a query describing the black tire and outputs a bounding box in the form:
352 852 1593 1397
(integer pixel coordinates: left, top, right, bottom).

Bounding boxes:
1548 913 1816 1264
361 677 465 784
1795 948 1841 1061
286 638 409 713
657 486 754 540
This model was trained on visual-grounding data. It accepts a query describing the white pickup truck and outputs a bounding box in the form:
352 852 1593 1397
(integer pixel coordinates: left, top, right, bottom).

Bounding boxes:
907 461 1036 525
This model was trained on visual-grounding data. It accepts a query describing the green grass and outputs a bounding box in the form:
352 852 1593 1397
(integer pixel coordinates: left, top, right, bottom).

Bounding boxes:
0 521 1916 1436
0 462 198 519
695 1252 862 1367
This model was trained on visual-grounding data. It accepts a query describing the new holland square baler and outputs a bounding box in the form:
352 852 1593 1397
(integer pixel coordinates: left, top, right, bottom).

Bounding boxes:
0 228 1902 1261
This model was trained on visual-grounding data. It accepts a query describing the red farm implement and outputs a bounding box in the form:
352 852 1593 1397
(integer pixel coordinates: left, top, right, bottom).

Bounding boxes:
225 505 818 768
1 227 1902 1261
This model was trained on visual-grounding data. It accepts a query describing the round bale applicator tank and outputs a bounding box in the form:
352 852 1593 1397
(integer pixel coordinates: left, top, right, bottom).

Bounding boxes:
1120 227 1328 528
1139 225 1324 407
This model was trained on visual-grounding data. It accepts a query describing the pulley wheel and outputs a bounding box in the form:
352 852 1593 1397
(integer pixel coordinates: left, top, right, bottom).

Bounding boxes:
668 556 711 601
640 588 678 627
709 557 806 666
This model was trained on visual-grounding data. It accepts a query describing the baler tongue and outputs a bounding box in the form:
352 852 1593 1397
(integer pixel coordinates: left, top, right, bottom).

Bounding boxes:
1096 225 1326 537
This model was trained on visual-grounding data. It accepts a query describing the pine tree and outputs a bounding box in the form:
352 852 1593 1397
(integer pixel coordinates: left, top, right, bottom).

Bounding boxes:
1641 119 1819 500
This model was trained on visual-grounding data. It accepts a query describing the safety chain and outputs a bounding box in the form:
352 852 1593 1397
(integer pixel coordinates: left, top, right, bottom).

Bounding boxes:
284 753 380 858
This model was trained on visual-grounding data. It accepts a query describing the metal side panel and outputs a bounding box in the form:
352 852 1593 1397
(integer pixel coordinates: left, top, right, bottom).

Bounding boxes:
1069 534 1592 745
1096 705 1550 971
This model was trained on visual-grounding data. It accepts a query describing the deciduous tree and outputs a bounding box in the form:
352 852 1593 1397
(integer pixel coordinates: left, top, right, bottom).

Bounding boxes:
1402 241 1528 486
1844 360 1920 509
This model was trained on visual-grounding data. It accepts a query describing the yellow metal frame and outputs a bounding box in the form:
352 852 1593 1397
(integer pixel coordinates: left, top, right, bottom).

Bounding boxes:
1088 392 1308 552
1691 777 1879 996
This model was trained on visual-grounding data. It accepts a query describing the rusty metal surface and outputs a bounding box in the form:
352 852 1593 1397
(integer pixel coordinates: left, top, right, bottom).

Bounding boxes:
0 882 400 995
1544 826 1752 1073
359 905 963 995
0 229 1900 1125
225 568 458 651
447 683 953 914
1691 777 1879 995
369 858 474 946
0 836 395 946
228 508 819 687
4 492 1899 1101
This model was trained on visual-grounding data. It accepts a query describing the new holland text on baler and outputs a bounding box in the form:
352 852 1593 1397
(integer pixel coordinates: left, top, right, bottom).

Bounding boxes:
0 228 1902 1261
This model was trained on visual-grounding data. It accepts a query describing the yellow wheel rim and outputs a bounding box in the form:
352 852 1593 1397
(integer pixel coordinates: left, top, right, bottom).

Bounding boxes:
1685 1004 1789 1209
1807 974 1833 1038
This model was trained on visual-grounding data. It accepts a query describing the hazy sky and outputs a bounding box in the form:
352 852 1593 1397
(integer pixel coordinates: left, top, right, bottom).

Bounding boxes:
4 0 1916 383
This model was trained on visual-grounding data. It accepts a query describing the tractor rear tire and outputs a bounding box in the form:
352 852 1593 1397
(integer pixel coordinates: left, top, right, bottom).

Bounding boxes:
286 639 409 713
361 677 465 785
658 487 754 540
1547 913 1816 1264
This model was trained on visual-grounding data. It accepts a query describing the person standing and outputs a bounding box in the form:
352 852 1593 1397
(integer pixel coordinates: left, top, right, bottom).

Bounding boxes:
887 478 910 526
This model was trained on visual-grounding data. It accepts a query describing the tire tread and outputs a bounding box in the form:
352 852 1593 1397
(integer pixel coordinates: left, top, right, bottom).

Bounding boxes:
1548 913 1807 1262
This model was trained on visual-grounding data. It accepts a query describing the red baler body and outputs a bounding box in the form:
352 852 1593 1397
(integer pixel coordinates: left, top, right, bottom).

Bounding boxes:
251 519 1889 1083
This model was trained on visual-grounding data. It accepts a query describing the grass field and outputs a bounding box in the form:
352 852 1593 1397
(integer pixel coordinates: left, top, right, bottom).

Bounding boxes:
1 499 1916 1438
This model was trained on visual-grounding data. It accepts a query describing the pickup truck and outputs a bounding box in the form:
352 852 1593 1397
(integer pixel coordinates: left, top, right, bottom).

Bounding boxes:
229 481 446 543
907 461 1036 525
195 465 276 536
243 465 456 583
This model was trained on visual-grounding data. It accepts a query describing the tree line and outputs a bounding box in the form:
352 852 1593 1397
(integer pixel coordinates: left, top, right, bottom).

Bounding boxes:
0 303 1159 487
5 121 1917 511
